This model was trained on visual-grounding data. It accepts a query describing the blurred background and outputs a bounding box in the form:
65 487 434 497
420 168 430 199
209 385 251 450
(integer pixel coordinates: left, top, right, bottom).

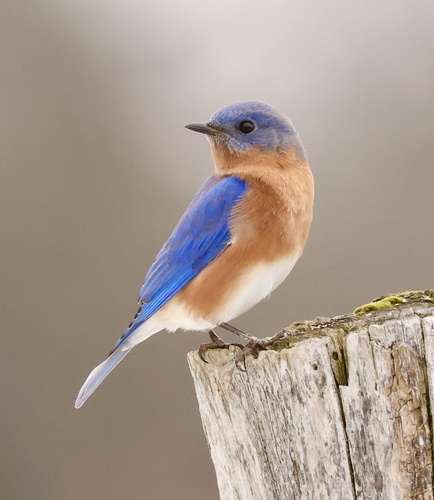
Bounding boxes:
1 0 434 498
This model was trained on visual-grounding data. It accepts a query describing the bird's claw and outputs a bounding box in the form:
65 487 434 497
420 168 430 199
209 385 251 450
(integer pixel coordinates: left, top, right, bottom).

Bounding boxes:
198 338 243 363
198 338 227 363
234 338 273 371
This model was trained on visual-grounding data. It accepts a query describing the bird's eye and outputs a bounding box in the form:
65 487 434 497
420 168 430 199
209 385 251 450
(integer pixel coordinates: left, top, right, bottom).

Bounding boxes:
238 120 256 135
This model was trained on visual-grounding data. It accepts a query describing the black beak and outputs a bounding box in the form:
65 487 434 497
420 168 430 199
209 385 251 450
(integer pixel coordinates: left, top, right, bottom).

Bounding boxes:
185 122 221 136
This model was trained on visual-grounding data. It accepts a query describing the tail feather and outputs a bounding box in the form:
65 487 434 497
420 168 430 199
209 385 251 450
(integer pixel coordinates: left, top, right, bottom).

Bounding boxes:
75 347 133 409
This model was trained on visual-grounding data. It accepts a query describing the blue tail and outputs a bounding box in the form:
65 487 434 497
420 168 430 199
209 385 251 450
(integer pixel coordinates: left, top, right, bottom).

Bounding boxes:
75 347 132 409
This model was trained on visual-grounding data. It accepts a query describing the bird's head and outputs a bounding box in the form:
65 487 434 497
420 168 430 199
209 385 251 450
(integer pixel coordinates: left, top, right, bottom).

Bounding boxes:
186 101 306 160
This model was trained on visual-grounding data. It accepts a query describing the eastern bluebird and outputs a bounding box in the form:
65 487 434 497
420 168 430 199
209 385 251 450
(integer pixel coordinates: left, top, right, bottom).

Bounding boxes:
75 101 314 408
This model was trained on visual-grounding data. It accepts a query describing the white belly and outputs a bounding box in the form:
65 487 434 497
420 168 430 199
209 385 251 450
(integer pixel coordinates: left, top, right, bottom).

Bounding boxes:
124 252 301 346
214 252 301 323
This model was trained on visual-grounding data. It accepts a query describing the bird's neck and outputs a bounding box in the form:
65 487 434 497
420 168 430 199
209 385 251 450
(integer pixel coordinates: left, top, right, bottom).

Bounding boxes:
211 144 314 214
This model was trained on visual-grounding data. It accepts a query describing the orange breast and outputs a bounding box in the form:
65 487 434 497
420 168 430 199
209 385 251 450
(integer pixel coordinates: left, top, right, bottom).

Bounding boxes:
176 151 314 323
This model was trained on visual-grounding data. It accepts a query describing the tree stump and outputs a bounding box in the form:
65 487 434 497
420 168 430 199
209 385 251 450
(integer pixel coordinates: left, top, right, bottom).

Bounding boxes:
188 291 434 500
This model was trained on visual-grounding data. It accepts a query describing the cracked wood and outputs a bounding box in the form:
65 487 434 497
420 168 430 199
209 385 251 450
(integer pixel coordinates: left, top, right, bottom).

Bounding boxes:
188 294 434 500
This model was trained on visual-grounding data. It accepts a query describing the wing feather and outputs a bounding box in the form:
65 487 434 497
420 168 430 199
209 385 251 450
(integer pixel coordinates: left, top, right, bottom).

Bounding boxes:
113 175 246 350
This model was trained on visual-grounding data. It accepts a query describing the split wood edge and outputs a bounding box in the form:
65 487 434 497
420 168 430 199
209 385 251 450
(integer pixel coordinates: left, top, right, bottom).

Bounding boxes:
188 291 434 500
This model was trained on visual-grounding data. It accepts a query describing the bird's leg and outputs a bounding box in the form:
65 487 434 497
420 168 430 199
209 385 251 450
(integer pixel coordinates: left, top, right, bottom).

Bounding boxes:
219 322 275 371
208 329 223 343
219 322 259 341
198 330 243 363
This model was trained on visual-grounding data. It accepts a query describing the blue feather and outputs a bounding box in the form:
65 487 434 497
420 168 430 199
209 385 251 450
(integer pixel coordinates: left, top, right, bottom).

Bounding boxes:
113 175 246 350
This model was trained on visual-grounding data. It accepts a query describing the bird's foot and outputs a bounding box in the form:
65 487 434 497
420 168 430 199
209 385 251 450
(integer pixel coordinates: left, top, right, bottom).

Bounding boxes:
234 337 274 371
198 330 243 363
218 322 274 370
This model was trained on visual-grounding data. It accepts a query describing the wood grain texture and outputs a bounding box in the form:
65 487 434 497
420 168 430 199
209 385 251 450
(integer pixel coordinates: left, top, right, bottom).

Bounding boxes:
188 291 434 500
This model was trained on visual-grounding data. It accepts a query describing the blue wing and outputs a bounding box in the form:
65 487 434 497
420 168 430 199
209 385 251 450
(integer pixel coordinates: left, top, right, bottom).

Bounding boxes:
114 175 247 350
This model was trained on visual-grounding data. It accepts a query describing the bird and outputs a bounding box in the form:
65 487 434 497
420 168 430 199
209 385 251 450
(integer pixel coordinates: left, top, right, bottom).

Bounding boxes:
75 101 314 408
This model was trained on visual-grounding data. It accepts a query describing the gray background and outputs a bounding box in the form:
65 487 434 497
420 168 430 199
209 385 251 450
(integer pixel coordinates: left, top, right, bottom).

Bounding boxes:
2 1 434 499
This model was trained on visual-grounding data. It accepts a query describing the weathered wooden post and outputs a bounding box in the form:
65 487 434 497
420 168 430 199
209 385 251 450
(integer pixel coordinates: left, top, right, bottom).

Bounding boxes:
188 291 434 499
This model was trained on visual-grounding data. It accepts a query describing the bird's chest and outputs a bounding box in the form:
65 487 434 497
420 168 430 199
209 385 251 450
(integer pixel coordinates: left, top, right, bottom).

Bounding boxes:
231 190 307 260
